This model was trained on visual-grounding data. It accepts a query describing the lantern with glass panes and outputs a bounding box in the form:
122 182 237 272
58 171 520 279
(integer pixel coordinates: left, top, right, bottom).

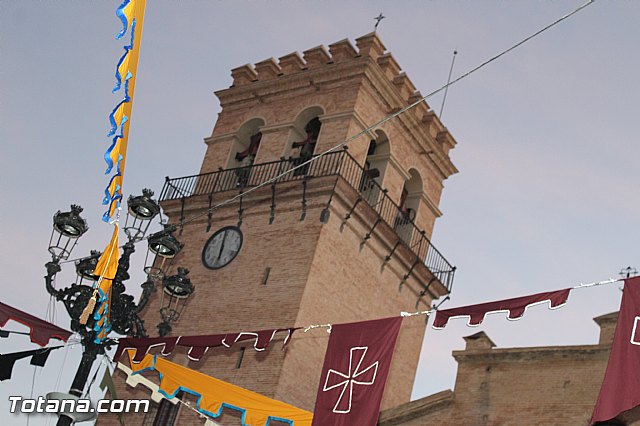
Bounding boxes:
145 223 183 280
43 190 194 426
124 188 161 240
48 205 89 261
158 267 194 336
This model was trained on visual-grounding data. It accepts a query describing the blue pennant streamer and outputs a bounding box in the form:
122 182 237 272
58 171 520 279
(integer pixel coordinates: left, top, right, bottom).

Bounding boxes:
112 23 135 94
103 2 137 221
93 288 112 343
115 0 132 40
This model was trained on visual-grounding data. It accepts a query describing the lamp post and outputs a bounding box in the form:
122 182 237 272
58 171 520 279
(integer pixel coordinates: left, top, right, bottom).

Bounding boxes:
44 190 194 426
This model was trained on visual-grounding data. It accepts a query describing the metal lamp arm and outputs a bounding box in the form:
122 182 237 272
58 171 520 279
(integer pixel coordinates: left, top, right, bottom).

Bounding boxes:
112 242 135 293
135 279 156 313
44 261 62 298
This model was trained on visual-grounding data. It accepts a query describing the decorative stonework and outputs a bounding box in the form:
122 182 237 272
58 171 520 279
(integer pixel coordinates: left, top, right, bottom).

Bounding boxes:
377 53 401 81
392 73 416 102
355 32 386 62
328 39 358 62
254 58 282 81
302 45 331 68
231 64 257 86
278 52 306 75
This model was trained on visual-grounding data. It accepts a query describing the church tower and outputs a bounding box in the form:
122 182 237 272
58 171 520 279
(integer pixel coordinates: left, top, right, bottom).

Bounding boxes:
116 32 458 425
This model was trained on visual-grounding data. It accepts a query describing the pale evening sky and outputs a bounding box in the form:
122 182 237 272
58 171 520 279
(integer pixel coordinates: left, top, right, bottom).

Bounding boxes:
1 1 639 424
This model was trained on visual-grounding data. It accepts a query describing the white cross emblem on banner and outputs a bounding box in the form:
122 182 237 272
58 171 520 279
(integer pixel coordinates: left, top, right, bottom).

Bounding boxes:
631 316 640 345
322 346 379 413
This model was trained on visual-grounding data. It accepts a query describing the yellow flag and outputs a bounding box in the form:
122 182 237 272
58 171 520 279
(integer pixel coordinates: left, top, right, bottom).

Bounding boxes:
127 351 313 425
95 225 120 281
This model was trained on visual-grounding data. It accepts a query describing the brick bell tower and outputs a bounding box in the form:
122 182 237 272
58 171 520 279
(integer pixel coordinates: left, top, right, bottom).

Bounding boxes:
113 32 458 425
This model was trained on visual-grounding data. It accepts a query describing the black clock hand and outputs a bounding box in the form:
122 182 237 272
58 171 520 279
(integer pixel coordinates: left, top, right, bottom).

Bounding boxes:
217 232 228 261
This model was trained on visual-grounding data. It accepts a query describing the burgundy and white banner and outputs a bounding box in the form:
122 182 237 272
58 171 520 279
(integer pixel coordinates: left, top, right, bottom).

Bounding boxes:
591 277 640 424
0 301 72 346
312 317 402 426
432 288 571 329
114 327 298 363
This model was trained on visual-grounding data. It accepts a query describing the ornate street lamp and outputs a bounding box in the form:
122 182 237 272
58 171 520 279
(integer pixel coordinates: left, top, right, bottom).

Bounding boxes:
124 188 160 241
144 224 183 280
44 192 194 426
74 250 101 285
48 205 88 261
158 267 194 336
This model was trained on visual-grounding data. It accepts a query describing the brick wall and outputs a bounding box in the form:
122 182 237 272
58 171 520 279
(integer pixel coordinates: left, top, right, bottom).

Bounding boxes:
379 312 625 426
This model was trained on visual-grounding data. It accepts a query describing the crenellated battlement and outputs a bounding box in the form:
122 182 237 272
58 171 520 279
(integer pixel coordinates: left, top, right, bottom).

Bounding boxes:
229 33 398 88
228 34 411 100
225 32 455 153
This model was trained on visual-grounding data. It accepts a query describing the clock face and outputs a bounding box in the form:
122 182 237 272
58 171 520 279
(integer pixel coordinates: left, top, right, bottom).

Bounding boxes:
202 226 243 270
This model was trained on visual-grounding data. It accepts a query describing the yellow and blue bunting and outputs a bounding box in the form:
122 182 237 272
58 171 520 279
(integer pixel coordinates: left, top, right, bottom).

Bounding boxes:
93 0 146 343
102 0 146 222
126 351 314 425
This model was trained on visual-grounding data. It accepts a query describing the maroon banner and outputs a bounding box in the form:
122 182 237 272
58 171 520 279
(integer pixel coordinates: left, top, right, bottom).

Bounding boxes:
312 317 403 426
432 288 571 329
113 328 298 363
591 277 640 424
0 301 72 346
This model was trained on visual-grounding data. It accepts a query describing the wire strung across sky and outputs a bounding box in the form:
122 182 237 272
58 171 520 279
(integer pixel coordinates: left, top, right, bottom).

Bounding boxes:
56 0 596 266
73 272 621 426
68 274 620 342
398 276 621 320
172 0 596 230
34 273 621 424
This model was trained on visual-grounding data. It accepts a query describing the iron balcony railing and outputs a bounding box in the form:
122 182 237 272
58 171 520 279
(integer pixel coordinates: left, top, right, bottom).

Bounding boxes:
159 151 455 291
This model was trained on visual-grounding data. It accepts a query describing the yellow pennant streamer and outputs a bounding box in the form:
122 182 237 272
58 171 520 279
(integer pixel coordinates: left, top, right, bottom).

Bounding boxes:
89 0 147 339
102 0 147 221
126 351 313 426
81 225 119 338
95 225 120 281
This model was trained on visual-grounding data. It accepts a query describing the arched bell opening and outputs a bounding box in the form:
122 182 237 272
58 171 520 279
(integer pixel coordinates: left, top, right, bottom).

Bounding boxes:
360 129 391 206
284 107 324 176
395 169 423 244
227 118 265 187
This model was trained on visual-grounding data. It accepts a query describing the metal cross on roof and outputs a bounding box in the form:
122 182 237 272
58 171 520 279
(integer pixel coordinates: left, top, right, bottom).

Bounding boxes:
374 13 385 31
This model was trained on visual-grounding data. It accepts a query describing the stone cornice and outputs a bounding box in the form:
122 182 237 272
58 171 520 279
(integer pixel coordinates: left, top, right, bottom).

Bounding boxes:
453 343 611 363
256 122 296 134
204 132 239 146
317 109 382 144
365 153 388 162
215 58 369 107
378 389 454 425
388 154 411 181
420 192 443 218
